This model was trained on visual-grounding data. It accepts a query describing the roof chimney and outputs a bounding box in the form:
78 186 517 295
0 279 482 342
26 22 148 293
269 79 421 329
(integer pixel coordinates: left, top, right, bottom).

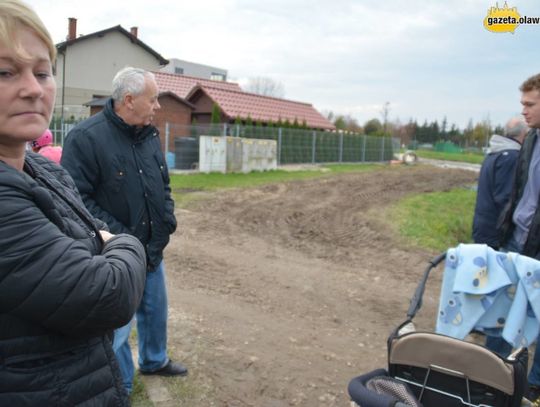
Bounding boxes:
130 27 138 38
68 17 77 41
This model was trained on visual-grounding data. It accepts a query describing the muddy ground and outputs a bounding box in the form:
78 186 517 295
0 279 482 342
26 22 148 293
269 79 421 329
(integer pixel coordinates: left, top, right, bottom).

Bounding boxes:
162 164 479 406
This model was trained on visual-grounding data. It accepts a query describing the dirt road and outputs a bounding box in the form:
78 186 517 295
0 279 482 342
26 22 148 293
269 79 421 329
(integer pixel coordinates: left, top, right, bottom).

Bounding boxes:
163 164 478 406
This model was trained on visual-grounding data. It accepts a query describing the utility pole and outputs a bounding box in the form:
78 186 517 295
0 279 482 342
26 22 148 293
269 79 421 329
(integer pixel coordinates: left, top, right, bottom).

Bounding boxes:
381 101 390 136
484 114 491 150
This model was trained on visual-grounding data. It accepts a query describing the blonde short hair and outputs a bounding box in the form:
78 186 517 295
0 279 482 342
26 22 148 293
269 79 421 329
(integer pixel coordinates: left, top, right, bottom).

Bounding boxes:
0 0 56 62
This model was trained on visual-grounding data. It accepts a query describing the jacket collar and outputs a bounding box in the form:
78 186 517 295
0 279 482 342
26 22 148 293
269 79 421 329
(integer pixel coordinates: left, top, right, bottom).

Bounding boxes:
487 134 521 154
103 98 157 141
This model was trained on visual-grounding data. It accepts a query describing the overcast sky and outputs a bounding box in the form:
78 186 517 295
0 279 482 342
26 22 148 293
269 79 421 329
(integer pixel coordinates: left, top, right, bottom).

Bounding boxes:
25 0 540 129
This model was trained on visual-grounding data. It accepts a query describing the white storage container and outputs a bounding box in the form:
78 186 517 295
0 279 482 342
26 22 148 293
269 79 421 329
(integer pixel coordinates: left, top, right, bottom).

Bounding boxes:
199 136 277 173
199 136 226 173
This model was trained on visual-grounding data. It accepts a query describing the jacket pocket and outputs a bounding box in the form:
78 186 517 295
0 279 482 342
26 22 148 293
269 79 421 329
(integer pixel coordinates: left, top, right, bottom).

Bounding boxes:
153 152 176 232
153 151 170 185
4 346 88 373
0 349 81 403
107 155 127 194
0 340 110 405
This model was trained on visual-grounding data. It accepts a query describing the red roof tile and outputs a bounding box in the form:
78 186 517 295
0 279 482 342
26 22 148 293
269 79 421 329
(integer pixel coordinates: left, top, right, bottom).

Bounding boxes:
153 71 242 98
189 85 335 131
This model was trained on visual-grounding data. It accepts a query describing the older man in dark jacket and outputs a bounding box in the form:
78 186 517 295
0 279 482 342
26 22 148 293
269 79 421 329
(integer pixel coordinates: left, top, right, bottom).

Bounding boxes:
473 117 528 248
62 67 187 394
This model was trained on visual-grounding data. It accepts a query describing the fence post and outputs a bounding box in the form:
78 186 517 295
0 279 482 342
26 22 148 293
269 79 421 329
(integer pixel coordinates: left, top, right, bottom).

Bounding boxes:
339 133 343 163
312 131 317 164
362 134 366 162
61 123 66 147
222 123 228 137
278 127 282 165
165 122 170 155
60 116 65 147
52 121 57 145
235 124 240 137
380 136 385 161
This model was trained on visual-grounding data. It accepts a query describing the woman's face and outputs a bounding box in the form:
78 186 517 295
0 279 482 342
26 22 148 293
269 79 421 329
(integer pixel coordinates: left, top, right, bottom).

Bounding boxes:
0 27 55 145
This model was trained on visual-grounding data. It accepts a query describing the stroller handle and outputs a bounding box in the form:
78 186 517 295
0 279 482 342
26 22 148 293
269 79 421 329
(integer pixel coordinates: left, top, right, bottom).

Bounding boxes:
406 252 446 320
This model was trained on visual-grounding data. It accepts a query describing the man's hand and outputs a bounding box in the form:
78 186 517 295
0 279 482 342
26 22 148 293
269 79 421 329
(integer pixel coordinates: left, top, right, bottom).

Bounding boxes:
99 230 115 242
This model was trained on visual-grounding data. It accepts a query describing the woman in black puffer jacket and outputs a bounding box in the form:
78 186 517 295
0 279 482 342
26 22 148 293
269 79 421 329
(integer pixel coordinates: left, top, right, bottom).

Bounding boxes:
0 1 147 405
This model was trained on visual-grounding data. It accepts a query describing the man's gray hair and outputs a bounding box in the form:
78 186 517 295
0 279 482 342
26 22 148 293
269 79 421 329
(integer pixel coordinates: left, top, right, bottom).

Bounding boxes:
505 117 528 139
111 67 155 102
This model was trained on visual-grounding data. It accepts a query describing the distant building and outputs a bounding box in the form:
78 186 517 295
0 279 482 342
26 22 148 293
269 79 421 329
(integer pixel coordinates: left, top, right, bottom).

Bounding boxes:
154 71 335 131
153 71 241 98
160 58 227 81
55 18 168 120
186 85 335 131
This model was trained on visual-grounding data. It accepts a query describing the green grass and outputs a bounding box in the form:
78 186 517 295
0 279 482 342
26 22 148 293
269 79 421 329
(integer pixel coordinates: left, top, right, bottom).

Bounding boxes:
170 169 325 192
321 163 383 173
170 163 381 205
414 149 485 164
130 372 211 407
163 374 215 406
130 373 153 407
388 187 477 252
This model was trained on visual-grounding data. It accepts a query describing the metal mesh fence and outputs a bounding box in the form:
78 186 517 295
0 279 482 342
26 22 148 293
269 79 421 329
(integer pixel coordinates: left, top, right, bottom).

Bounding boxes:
56 121 397 170
164 123 396 170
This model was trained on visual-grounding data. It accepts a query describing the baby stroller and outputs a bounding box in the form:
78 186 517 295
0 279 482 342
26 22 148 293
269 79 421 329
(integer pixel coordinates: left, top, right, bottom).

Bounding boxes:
347 252 530 407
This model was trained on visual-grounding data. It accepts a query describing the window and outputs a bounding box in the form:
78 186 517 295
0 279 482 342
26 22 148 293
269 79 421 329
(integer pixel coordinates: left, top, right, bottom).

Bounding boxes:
210 72 226 81
175 67 184 75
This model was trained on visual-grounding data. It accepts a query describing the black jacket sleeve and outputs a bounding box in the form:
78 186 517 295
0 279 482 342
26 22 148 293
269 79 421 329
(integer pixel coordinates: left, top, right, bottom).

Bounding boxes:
0 182 146 337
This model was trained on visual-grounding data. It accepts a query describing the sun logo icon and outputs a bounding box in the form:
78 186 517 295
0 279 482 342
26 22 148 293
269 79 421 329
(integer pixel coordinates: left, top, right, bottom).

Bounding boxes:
483 2 521 33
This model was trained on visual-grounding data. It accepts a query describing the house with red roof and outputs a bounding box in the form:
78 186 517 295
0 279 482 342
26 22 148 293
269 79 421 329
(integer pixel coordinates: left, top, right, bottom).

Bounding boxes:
153 71 242 99
184 85 335 131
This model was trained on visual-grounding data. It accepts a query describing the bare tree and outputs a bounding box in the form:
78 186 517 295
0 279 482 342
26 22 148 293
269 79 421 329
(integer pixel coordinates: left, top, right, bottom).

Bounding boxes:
244 77 285 98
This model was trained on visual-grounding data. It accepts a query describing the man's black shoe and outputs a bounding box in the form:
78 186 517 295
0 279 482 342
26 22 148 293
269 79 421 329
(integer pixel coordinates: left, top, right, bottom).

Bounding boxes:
528 384 540 406
140 361 188 377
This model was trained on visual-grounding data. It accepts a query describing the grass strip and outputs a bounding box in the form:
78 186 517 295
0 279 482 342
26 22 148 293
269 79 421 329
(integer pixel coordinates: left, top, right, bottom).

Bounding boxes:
389 187 477 252
414 150 485 165
170 163 382 205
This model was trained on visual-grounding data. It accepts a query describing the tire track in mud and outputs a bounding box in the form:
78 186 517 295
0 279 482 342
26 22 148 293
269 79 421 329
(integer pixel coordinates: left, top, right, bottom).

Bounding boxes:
193 165 477 267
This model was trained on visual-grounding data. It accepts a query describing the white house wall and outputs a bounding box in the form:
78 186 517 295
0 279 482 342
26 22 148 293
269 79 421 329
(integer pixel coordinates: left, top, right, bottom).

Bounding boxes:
54 31 165 118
